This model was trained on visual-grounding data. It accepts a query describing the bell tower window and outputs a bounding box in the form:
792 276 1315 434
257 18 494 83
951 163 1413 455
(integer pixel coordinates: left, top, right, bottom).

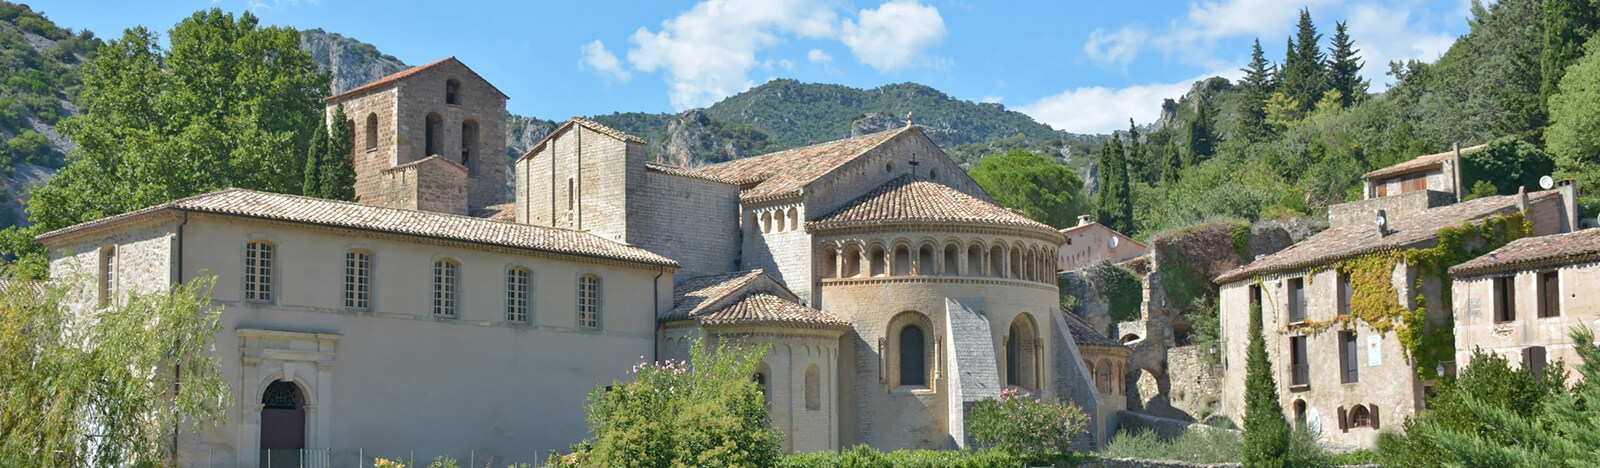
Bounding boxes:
445 79 460 105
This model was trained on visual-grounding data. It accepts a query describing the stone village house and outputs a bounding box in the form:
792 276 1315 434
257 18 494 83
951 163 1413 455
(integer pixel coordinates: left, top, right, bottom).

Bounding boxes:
1213 144 1583 448
40 58 1125 467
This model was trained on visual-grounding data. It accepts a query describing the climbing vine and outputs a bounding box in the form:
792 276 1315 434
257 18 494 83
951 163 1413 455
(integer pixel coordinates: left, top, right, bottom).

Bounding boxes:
1279 212 1533 379
1230 221 1253 264
1085 260 1143 322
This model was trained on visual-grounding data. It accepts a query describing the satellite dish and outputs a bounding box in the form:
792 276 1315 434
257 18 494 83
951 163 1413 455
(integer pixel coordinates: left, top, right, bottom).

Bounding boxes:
1109 236 1120 249
1307 408 1323 436
1540 175 1555 190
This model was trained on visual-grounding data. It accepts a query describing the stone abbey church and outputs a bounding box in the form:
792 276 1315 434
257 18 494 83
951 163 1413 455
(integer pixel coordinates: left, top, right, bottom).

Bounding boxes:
40 58 1125 467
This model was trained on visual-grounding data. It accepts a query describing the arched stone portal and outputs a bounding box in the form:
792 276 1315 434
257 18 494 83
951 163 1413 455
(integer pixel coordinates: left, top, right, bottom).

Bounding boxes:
260 380 306 468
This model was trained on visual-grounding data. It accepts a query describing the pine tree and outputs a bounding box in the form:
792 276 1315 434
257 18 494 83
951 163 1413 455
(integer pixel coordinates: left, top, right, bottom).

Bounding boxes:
320 105 357 201
302 120 325 197
1239 38 1275 142
1125 119 1148 184
1184 101 1214 166
1326 21 1367 108
1162 140 1182 186
1541 0 1600 109
1095 134 1133 234
1281 9 1328 112
1242 301 1291 467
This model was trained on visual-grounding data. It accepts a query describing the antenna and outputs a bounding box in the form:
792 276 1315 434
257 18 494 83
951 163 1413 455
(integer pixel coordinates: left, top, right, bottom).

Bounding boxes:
1540 175 1554 190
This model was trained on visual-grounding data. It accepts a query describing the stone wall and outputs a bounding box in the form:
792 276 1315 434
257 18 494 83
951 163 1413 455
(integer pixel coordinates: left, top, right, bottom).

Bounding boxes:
329 88 398 206
379 157 469 215
629 170 741 283
1453 260 1600 389
1327 190 1454 229
518 125 636 241
802 128 989 218
743 201 814 300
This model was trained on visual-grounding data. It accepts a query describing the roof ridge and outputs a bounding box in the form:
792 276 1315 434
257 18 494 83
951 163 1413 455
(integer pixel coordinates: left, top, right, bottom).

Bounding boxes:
324 56 509 103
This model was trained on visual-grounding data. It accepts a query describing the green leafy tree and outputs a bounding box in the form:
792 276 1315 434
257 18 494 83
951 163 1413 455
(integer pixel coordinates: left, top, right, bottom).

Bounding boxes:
0 273 231 467
1547 37 1600 214
969 149 1091 228
0 10 327 278
1540 0 1600 109
582 339 780 468
1238 39 1276 143
1459 136 1556 197
1281 9 1328 113
1096 134 1134 234
320 105 357 201
1242 302 1290 468
303 118 326 196
1326 21 1368 108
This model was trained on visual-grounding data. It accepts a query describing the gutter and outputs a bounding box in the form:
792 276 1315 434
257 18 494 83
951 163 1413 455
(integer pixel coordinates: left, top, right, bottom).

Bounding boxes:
653 265 665 363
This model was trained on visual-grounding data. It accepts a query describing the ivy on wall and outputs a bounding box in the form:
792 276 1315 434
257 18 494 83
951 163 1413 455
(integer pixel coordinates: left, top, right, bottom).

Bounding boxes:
1085 260 1143 322
1277 212 1532 379
1230 221 1253 264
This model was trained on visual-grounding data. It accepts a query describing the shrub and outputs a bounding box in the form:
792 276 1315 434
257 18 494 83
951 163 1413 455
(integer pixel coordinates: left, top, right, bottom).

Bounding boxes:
579 339 780 468
967 388 1090 460
1104 428 1241 464
776 445 1025 468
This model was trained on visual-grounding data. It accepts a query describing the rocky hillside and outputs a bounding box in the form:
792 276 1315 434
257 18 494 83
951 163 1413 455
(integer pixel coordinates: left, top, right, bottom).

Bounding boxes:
0 2 99 228
298 29 408 95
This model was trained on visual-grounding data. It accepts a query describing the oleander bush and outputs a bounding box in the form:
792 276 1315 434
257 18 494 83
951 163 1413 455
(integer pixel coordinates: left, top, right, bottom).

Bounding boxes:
967 388 1091 461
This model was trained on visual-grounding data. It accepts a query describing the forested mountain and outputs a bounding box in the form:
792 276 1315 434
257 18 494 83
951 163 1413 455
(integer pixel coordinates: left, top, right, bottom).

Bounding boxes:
0 2 98 227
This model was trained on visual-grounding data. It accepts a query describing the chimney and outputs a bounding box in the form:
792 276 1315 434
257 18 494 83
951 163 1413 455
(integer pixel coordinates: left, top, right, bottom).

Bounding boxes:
1078 215 1093 227
1557 178 1579 232
1451 142 1464 203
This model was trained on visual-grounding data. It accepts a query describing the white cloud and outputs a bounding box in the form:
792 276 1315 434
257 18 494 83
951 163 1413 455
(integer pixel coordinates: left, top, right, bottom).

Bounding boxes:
1345 3 1455 88
625 0 839 109
579 40 631 82
840 0 948 72
808 48 834 63
981 95 1003 104
1019 70 1241 134
1084 26 1149 67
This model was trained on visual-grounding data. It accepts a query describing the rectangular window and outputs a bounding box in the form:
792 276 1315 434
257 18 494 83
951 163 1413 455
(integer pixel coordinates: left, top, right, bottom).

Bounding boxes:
1522 346 1547 379
433 261 457 318
1287 278 1306 323
1290 335 1309 388
506 268 530 322
1538 271 1560 318
344 252 371 310
577 275 601 329
1338 272 1353 317
244 242 273 302
1494 276 1516 322
1340 331 1359 383
99 246 116 307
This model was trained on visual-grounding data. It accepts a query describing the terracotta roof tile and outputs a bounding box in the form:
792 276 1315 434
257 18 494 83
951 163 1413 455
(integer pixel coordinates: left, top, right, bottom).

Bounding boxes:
1450 228 1600 277
809 174 1057 233
36 189 677 268
1364 144 1485 179
662 270 847 329
695 128 909 201
521 117 646 160
324 56 508 102
0 278 45 296
647 163 738 185
1215 190 1561 284
469 203 517 222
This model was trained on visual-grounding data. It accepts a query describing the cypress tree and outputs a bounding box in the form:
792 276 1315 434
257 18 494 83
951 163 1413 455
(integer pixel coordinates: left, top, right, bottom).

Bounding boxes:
1326 21 1367 108
1239 38 1275 142
1126 119 1148 184
1162 139 1182 186
1095 134 1133 234
1184 101 1214 166
320 104 357 201
1281 9 1328 112
302 120 325 197
1242 301 1291 467
1541 0 1600 109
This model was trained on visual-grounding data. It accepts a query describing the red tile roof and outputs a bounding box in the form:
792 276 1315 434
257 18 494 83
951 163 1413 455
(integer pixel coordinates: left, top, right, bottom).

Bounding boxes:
520 117 646 160
663 270 848 329
36 189 677 268
323 56 509 103
647 163 738 185
695 127 910 201
469 203 517 222
1450 228 1600 277
1063 308 1127 349
808 174 1058 234
1215 190 1562 284
1364 144 1485 179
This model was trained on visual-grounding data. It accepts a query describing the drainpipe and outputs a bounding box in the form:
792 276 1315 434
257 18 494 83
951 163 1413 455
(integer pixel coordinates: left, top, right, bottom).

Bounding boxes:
652 265 665 363
171 211 189 463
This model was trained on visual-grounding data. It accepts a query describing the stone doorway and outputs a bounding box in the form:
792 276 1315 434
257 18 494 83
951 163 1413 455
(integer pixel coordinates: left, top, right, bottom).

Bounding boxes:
260 380 306 468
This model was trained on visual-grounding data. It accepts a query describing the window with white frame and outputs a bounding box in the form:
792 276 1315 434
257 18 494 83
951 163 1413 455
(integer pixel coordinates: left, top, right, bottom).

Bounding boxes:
244 241 274 302
344 251 371 309
507 267 531 322
577 274 601 329
433 260 458 317
98 245 116 307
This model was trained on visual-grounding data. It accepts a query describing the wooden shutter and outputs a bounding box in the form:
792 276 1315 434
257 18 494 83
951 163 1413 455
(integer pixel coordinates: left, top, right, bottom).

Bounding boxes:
1338 406 1348 432
1369 404 1380 429
1542 272 1560 317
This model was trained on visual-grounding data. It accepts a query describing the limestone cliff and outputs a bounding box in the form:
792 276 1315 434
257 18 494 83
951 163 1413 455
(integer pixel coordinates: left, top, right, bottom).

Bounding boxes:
298 29 409 95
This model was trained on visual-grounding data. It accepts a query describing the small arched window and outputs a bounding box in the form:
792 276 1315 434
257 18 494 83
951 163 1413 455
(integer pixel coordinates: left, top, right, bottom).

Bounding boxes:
788 207 800 231
344 251 371 310
432 260 458 317
821 247 839 279
577 274 602 329
805 364 821 410
365 113 378 151
98 245 116 307
506 267 531 322
1350 405 1372 428
899 325 926 386
424 112 443 156
445 79 460 105
461 119 479 170
244 241 274 302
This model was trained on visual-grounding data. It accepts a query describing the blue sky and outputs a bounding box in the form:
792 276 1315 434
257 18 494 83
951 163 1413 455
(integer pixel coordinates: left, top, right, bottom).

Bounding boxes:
38 0 1475 133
